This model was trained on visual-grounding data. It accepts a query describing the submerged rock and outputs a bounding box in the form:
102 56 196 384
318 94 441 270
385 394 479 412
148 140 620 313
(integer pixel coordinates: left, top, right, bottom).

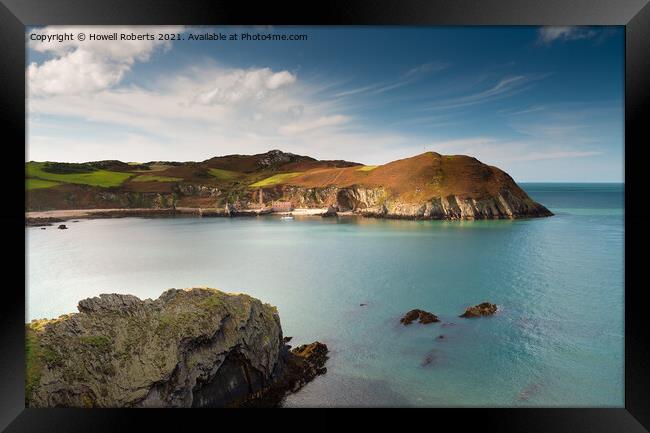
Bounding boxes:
459 302 498 318
400 309 439 325
25 287 327 408
420 349 439 368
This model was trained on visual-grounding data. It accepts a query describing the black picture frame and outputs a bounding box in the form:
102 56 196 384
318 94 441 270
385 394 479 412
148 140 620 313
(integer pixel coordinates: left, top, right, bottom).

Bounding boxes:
2 0 648 431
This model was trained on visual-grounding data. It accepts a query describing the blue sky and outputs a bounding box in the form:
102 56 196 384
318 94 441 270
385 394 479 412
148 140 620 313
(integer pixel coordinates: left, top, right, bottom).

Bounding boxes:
27 26 623 181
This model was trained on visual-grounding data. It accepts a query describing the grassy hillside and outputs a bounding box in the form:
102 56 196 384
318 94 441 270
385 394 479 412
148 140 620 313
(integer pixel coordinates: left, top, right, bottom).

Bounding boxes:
250 172 302 187
208 168 240 180
26 179 61 190
27 162 133 188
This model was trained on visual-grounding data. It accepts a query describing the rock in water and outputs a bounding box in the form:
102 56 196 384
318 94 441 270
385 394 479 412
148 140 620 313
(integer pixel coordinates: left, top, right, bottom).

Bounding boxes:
459 302 498 318
400 309 440 325
25 288 327 408
321 205 338 217
57 224 67 230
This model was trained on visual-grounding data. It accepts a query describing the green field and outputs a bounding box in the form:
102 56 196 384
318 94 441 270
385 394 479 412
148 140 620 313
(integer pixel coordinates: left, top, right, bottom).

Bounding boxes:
26 162 133 187
357 165 378 172
131 174 182 183
208 168 240 180
26 178 61 190
250 172 302 187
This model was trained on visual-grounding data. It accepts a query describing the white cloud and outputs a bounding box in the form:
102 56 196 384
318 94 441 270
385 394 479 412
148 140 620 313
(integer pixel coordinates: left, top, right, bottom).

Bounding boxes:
194 67 296 105
424 136 602 166
332 61 448 98
280 114 349 135
28 49 130 96
509 150 601 162
266 70 296 89
404 61 448 78
27 26 184 96
425 137 498 152
27 60 367 162
25 29 621 181
537 26 597 45
424 74 548 111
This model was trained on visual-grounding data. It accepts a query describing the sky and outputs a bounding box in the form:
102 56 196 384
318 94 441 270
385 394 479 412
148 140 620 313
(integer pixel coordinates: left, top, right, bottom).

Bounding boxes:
26 26 624 182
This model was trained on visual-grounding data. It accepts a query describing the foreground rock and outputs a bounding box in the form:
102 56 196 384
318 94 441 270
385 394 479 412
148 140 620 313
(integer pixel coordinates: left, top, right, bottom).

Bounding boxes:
26 288 327 408
459 302 498 318
400 309 439 325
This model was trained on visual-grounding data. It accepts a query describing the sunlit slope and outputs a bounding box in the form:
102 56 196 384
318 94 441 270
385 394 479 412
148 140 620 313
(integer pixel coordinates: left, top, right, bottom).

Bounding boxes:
275 152 528 202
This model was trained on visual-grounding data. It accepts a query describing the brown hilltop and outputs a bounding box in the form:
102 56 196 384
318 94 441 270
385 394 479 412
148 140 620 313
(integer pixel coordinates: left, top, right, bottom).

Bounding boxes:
284 152 526 201
203 149 360 173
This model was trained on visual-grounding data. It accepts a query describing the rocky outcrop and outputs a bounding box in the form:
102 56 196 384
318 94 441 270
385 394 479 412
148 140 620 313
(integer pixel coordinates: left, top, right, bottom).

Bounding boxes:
25 288 327 408
459 302 498 318
256 149 310 169
400 309 440 325
321 205 338 217
176 184 221 198
256 185 551 220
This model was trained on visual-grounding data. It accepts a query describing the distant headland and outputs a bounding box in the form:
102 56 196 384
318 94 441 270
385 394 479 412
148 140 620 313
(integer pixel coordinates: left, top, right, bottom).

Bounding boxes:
26 149 552 223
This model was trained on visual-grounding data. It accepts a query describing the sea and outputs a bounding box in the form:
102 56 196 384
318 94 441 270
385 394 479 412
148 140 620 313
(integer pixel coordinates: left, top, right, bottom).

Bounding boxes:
26 183 624 407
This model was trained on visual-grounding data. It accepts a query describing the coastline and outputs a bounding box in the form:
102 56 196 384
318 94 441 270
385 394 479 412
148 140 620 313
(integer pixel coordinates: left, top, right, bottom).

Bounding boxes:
25 204 552 226
25 207 341 225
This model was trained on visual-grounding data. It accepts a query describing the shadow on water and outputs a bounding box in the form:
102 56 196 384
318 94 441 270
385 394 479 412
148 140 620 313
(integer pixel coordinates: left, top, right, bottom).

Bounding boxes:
282 372 413 407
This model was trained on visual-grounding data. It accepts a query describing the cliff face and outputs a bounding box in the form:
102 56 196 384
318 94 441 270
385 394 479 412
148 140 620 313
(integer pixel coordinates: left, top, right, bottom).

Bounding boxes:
27 184 177 211
26 288 326 408
262 184 551 219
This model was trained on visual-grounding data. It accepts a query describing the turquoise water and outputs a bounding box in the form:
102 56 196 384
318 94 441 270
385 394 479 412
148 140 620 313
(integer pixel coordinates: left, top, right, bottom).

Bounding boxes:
26 183 624 407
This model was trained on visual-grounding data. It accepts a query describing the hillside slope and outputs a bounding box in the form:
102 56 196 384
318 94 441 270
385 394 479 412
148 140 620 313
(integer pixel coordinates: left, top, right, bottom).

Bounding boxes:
26 150 552 219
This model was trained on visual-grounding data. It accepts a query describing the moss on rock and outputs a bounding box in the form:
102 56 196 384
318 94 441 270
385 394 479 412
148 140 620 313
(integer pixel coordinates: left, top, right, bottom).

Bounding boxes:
25 287 319 408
